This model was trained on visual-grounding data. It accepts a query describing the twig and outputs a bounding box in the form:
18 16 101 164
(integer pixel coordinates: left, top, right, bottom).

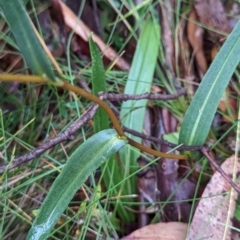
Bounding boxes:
124 126 240 193
99 87 186 101
0 85 188 173
0 74 188 160
123 126 204 151
0 104 99 173
62 82 188 160
201 147 240 194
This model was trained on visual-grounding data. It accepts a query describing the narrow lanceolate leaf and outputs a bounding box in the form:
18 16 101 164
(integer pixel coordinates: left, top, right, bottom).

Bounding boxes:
117 18 160 222
27 129 127 240
89 36 120 225
89 35 109 132
179 20 240 146
0 1 55 81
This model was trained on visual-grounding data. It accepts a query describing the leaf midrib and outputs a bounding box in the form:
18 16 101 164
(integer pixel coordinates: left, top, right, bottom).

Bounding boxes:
188 36 240 145
35 136 118 226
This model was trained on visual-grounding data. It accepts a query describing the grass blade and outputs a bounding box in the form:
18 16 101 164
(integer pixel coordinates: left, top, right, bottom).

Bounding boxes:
117 18 160 222
27 129 127 240
89 35 109 132
89 36 124 224
179 20 240 145
0 0 55 81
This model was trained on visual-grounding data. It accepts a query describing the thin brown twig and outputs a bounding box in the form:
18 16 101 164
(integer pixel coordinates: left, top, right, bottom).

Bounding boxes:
123 126 204 151
201 147 240 194
99 87 186 101
62 81 188 160
0 87 188 173
124 126 240 194
0 104 99 174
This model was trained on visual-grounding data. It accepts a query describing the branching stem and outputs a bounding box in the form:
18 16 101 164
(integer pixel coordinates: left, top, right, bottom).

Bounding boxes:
0 74 189 160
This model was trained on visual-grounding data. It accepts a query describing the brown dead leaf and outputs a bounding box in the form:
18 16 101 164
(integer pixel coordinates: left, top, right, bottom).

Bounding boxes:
56 0 130 71
188 155 240 240
187 9 207 78
121 222 187 240
177 15 197 95
225 2 240 29
210 44 219 60
218 88 237 123
194 0 231 40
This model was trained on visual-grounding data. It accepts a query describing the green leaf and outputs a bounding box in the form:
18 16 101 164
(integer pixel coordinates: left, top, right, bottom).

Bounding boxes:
27 129 127 240
179 20 240 146
0 0 55 81
89 36 122 225
116 18 160 222
89 35 109 132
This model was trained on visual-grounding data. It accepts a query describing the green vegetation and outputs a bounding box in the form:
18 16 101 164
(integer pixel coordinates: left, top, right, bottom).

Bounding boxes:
0 0 239 239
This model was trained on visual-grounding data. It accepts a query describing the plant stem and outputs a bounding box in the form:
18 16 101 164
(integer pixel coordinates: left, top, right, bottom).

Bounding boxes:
62 82 189 160
0 74 189 160
62 81 125 136
0 74 49 84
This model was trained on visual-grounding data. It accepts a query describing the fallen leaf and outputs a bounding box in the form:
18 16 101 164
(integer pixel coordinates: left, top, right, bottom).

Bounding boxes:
56 0 130 71
187 9 207 78
218 88 237 123
188 155 240 240
121 222 188 240
194 0 231 40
